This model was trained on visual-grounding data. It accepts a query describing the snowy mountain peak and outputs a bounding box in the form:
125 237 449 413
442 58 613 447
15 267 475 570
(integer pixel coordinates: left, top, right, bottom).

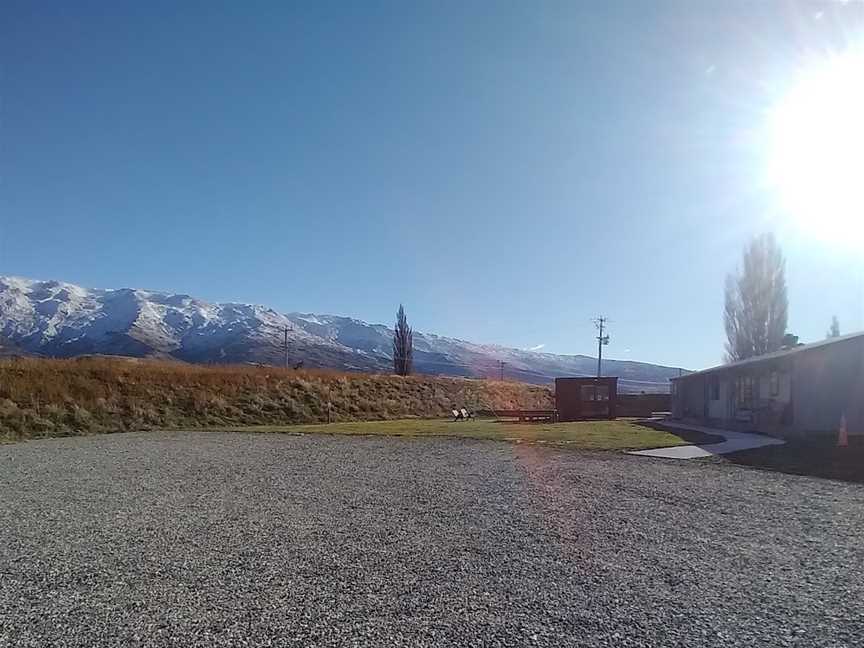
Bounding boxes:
0 276 682 391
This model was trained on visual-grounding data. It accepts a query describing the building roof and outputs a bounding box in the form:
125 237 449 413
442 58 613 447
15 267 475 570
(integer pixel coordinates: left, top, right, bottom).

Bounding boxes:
672 331 864 381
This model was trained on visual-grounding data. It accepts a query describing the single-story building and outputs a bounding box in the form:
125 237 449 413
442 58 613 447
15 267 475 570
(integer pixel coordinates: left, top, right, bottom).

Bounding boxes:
555 377 618 421
671 332 864 438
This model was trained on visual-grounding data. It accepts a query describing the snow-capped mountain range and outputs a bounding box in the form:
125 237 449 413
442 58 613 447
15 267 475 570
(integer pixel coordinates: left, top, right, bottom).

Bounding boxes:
0 276 683 391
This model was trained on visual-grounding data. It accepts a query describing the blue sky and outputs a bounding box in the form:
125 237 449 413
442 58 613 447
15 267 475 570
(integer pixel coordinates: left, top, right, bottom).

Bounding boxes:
3 1 863 370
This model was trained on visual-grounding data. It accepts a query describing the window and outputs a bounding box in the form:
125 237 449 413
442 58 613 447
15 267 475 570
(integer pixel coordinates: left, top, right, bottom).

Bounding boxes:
769 371 780 397
671 381 678 396
709 378 720 401
580 384 610 401
736 376 754 407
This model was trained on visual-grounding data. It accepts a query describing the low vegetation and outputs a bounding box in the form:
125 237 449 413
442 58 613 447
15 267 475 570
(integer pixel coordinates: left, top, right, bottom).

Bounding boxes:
223 418 691 450
0 357 552 441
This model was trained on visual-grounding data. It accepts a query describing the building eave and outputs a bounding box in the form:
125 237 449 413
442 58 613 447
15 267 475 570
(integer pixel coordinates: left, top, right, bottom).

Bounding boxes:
671 331 864 382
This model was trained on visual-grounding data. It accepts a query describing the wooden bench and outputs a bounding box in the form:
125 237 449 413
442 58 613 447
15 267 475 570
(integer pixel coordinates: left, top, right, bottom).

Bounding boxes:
495 409 559 423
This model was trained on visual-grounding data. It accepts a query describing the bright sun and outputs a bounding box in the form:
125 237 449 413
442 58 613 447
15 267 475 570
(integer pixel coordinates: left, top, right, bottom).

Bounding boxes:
767 51 864 241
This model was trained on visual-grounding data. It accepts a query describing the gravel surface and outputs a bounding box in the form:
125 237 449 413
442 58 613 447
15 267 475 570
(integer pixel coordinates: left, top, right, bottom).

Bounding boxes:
1 431 863 647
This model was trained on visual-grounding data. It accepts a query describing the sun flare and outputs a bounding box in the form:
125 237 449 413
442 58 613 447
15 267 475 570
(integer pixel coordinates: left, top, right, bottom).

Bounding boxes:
767 51 864 241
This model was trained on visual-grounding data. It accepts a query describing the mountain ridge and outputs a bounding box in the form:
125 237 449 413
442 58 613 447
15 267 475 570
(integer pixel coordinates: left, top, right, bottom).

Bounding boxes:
0 275 684 391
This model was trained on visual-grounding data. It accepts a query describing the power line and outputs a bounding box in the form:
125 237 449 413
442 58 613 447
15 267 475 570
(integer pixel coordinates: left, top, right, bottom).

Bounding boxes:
255 347 675 381
262 328 670 386
247 349 672 387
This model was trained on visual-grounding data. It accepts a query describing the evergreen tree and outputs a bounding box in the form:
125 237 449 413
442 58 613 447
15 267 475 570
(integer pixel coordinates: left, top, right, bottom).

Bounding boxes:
393 304 413 376
827 315 840 338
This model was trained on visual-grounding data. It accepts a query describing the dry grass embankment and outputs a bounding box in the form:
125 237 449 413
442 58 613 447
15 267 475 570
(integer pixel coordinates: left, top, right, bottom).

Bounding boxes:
0 357 552 441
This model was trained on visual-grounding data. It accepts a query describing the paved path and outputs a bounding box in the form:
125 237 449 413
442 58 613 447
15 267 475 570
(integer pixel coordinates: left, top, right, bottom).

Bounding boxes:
628 420 785 459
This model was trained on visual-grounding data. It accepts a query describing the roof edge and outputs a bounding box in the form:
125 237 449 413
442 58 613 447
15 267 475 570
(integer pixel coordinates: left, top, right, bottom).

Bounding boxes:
672 330 864 380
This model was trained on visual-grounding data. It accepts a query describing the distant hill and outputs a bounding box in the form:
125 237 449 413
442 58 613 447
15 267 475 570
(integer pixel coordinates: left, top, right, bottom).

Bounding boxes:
0 276 684 392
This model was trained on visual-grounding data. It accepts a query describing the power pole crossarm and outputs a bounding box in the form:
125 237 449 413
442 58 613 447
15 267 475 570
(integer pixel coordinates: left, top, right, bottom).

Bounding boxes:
593 317 610 377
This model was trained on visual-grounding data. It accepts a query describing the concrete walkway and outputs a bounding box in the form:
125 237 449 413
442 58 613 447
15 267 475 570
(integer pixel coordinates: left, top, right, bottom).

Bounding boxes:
628 420 785 459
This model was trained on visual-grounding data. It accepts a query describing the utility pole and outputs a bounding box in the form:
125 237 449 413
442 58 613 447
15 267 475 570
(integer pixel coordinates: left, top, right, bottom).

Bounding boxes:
283 326 290 370
499 360 506 381
593 317 610 377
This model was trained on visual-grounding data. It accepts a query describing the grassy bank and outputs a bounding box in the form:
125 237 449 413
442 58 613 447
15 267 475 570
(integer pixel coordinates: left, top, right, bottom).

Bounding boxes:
0 357 552 441
221 418 692 450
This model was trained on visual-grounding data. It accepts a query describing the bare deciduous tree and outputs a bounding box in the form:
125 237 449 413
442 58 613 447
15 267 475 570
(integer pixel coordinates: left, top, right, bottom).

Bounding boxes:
724 233 788 362
393 304 413 376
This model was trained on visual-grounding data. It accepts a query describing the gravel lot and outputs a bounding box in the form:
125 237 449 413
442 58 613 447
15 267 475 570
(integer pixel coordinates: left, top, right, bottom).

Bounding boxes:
1 432 863 647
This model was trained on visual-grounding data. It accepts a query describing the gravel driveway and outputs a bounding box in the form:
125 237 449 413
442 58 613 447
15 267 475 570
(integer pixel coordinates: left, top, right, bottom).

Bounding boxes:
1 432 862 647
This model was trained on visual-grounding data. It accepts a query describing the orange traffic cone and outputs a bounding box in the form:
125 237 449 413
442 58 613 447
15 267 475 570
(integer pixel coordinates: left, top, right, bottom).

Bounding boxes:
837 414 848 448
